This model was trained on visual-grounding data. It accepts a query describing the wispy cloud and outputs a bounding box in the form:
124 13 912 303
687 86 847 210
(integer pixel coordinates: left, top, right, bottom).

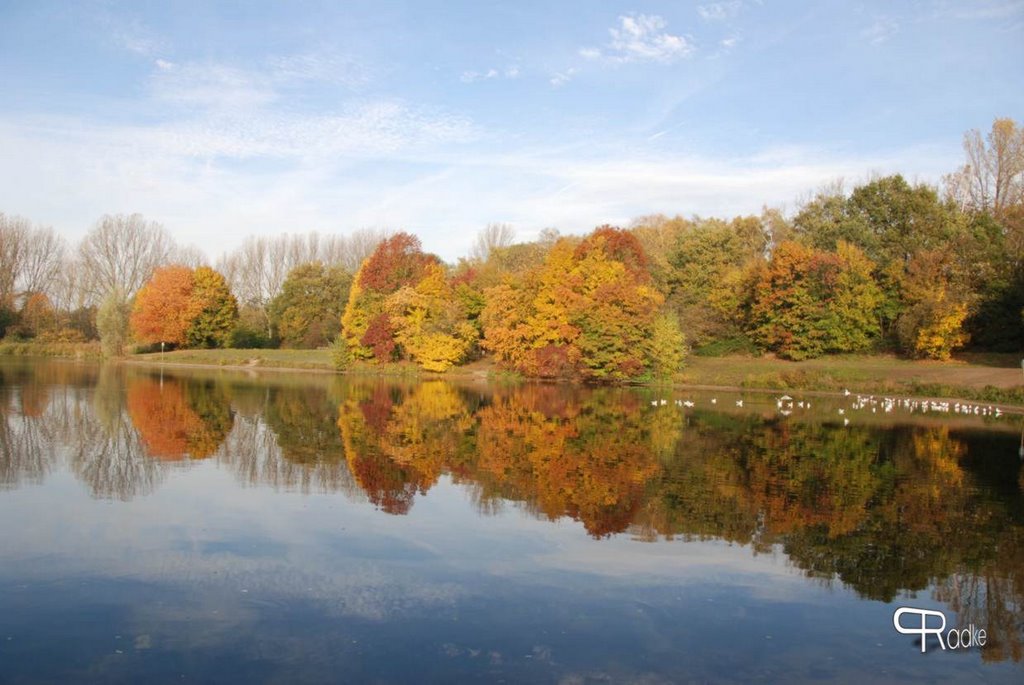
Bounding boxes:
861 16 899 44
150 53 371 111
150 62 278 110
581 14 695 65
460 65 520 83
698 2 743 21
107 17 166 56
928 0 1024 20
549 68 578 87
266 52 372 87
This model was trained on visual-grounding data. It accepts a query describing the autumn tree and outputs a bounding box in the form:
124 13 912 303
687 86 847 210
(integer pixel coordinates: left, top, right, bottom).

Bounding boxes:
268 262 351 348
385 262 479 371
340 233 439 363
482 226 668 381
646 312 686 381
944 118 1024 217
895 249 970 359
185 266 238 349
96 288 131 357
746 241 882 360
665 215 769 346
130 266 196 347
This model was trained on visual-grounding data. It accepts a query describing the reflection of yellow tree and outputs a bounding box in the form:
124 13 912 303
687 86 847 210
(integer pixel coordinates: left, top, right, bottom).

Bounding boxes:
475 387 665 537
337 382 464 514
126 376 231 460
329 377 1024 659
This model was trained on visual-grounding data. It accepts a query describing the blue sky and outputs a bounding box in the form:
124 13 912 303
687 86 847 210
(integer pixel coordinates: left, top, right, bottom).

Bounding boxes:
1 1 1021 262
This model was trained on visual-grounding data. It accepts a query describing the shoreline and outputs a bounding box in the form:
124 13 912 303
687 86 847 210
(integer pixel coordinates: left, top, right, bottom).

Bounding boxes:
4 347 1023 409
117 353 1024 411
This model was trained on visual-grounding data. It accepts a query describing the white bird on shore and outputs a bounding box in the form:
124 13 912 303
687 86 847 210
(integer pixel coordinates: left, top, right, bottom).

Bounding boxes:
735 400 744 407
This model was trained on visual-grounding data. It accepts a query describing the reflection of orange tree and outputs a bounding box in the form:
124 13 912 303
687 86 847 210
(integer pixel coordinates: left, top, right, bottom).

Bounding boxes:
126 376 232 460
329 377 1024 659
474 386 665 537
337 381 670 535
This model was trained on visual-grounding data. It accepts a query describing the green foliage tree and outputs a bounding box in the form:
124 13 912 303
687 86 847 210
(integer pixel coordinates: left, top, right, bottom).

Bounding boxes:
97 288 131 357
269 262 351 348
666 216 767 345
646 312 686 380
747 241 882 360
186 266 238 349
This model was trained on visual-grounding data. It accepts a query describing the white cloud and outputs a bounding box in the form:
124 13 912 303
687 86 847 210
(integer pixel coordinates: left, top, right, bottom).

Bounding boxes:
861 17 899 44
0 111 959 264
460 65 519 83
108 18 165 56
720 36 739 50
265 52 371 88
928 0 1024 20
579 47 602 60
604 14 695 64
150 53 370 111
549 68 577 87
698 2 743 21
150 62 277 110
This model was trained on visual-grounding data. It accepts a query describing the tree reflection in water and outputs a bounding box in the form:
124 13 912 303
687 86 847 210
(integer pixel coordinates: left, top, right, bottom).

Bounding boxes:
1 363 1022 661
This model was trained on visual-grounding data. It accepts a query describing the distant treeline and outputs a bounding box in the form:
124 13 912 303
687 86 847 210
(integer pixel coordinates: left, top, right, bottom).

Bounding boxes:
1 118 1021 379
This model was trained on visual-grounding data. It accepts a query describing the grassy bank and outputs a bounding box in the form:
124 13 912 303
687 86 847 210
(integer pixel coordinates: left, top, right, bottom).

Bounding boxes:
128 348 336 371
121 348 1024 405
678 353 1024 405
0 340 103 360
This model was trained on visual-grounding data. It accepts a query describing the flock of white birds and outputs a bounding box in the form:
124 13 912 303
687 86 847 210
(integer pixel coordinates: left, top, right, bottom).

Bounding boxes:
648 389 1009 422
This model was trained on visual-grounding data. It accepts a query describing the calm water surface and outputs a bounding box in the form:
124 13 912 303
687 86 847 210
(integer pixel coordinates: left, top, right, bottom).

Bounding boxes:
1 358 1022 683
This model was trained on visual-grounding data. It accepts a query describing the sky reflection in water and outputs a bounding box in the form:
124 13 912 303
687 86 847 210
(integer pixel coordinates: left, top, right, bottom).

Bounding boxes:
0 359 1022 683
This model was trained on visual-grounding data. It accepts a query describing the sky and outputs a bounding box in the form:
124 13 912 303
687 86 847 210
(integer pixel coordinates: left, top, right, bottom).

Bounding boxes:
1 0 1022 262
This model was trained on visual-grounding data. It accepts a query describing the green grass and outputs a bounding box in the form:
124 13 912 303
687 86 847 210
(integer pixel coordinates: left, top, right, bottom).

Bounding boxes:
0 340 102 359
679 353 1024 405
124 348 1024 406
129 348 335 370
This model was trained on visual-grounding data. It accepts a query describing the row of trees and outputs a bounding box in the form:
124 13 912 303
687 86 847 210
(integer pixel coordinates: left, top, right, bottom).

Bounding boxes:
2 118 1021 374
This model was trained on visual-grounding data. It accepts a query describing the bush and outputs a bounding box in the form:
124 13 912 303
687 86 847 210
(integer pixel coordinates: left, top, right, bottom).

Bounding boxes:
228 324 273 349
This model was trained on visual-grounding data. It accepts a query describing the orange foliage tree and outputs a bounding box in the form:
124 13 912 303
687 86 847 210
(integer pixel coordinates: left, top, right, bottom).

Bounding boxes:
481 226 667 381
130 265 196 346
340 233 477 370
130 265 237 348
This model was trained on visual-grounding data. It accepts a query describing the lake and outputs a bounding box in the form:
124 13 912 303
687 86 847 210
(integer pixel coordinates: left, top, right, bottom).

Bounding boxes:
1 358 1022 683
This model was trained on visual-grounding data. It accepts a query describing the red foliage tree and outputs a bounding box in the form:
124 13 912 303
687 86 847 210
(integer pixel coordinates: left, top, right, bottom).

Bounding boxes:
361 313 398 362
358 232 438 294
